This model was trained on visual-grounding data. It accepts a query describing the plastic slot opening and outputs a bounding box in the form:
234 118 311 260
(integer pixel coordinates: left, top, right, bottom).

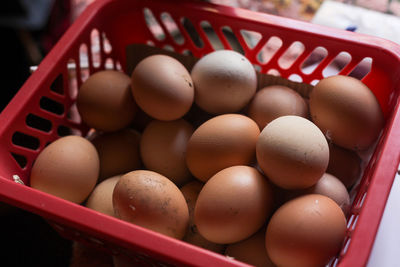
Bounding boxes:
221 26 244 54
26 114 52 133
278 41 305 69
257 36 283 64
12 132 40 150
240 29 262 49
323 52 352 77
200 21 223 50
181 17 204 48
90 28 101 68
67 103 81 124
288 74 303 83
79 43 90 82
348 57 373 80
143 8 166 41
67 59 78 99
40 97 64 116
102 32 112 54
160 12 184 45
50 74 64 95
266 68 281 76
11 153 27 169
301 46 328 75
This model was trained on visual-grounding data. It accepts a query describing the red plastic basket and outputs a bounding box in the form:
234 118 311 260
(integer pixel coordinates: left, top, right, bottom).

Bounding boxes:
1 0 400 266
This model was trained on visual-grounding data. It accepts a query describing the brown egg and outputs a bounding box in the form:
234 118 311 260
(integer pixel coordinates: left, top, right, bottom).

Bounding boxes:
266 194 347 267
225 228 276 267
194 166 274 244
86 175 121 217
180 180 225 253
186 114 260 182
131 54 194 121
191 50 257 114
248 85 308 130
113 170 189 239
327 143 362 189
30 135 99 204
309 75 384 151
256 115 329 190
91 129 141 182
140 119 194 186
284 173 351 215
76 70 137 132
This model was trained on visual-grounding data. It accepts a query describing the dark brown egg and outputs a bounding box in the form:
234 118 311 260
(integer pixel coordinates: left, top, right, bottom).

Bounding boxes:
140 119 194 186
91 129 141 182
248 85 308 130
77 70 137 132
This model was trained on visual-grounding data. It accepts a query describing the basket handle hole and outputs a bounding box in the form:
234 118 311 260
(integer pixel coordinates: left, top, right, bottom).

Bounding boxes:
160 12 184 45
40 96 64 116
50 74 64 95
323 51 352 78
12 132 40 150
79 43 90 83
26 114 52 133
221 26 244 55
90 28 101 68
278 41 305 70
200 21 223 51
240 29 262 49
11 153 27 169
257 36 282 64
143 8 166 41
67 103 81 124
348 57 373 80
101 32 112 54
181 17 204 48
301 46 328 75
67 59 78 99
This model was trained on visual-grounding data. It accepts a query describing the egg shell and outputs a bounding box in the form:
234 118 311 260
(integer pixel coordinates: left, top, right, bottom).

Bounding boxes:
247 85 309 130
266 194 347 267
85 175 121 217
91 129 141 182
283 173 351 215
131 54 194 121
112 170 189 239
191 50 257 114
256 115 329 190
225 228 276 267
194 166 274 244
30 135 99 204
140 119 194 186
186 114 260 182
327 143 362 189
309 75 384 151
76 70 137 132
180 180 226 253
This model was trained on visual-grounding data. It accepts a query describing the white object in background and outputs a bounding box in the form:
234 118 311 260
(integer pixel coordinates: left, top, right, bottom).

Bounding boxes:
312 0 400 44
367 165 400 267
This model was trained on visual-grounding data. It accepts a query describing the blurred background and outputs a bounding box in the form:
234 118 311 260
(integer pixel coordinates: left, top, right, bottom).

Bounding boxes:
0 0 399 266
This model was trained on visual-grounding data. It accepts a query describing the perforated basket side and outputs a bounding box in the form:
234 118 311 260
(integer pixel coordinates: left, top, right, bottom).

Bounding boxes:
0 0 400 266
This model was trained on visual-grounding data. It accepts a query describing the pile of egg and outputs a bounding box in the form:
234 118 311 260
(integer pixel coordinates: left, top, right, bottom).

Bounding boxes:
30 49 383 267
